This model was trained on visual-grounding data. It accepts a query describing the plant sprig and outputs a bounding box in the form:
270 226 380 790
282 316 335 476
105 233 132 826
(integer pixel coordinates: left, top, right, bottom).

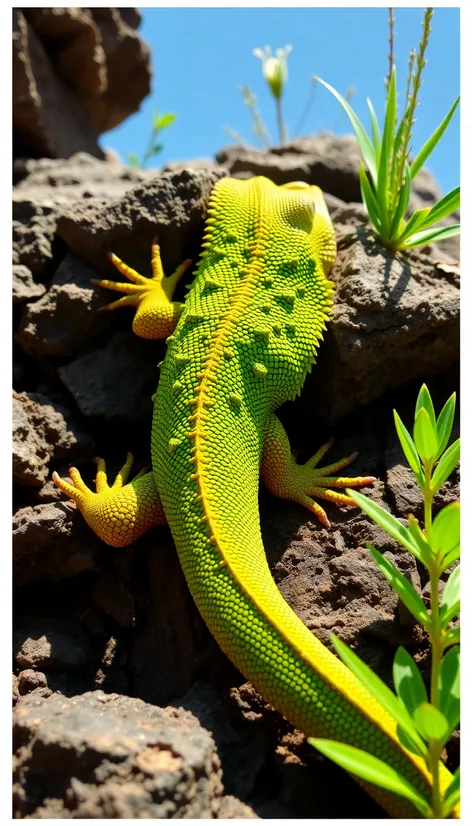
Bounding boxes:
128 109 176 170
315 8 460 251
310 384 460 817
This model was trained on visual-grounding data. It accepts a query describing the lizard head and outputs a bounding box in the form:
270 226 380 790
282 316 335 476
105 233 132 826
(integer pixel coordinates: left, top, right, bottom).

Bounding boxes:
278 180 336 276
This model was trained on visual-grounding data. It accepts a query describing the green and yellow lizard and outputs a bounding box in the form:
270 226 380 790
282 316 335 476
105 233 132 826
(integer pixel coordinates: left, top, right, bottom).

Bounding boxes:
53 176 458 818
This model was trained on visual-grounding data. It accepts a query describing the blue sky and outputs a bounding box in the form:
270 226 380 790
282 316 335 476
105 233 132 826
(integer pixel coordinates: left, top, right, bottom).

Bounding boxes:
102 7 460 193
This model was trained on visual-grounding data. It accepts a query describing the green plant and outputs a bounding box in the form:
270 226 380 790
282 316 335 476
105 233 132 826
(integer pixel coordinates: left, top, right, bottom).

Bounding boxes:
310 384 460 817
315 8 460 251
128 109 176 169
253 44 292 144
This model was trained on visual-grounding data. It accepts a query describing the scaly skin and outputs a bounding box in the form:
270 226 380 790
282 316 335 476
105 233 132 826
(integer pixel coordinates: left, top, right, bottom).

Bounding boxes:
54 176 458 818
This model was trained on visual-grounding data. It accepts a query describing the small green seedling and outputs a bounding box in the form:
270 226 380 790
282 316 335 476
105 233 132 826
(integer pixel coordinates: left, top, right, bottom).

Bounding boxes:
128 109 176 170
315 8 460 251
310 384 460 817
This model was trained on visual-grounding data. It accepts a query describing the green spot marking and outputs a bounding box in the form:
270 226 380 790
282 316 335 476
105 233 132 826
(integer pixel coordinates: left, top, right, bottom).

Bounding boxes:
175 353 191 365
254 328 271 343
278 291 296 306
252 363 268 379
203 277 220 291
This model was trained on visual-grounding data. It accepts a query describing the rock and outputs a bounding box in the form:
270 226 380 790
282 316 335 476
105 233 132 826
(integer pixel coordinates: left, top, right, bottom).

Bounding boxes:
16 254 113 358
161 157 220 174
12 153 157 282
18 669 49 695
128 536 217 705
216 135 363 201
13 390 94 487
13 691 223 818
179 682 268 802
13 675 20 706
12 264 46 303
58 330 159 421
13 8 151 159
14 619 91 670
12 197 57 276
56 166 229 272
302 225 459 424
218 796 259 818
13 501 104 586
216 135 446 208
14 152 153 208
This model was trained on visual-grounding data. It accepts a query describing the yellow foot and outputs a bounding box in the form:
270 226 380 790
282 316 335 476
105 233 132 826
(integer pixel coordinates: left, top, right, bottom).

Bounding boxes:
52 453 165 547
293 438 376 527
91 240 192 340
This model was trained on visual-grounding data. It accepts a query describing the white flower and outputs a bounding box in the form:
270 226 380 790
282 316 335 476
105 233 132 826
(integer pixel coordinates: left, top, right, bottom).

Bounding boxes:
253 45 292 99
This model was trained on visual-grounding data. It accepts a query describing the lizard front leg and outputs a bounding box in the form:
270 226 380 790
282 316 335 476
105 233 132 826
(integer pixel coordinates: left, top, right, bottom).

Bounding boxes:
53 453 165 547
93 240 192 340
261 413 375 527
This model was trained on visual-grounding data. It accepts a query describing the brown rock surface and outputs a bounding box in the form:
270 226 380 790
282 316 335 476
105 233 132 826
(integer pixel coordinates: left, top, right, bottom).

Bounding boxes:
13 691 223 818
12 145 459 819
13 8 151 160
13 390 94 487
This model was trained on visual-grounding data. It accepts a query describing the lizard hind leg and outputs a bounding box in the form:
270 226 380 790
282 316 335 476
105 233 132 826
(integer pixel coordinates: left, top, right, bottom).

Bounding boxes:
92 240 192 340
261 414 375 528
53 453 166 547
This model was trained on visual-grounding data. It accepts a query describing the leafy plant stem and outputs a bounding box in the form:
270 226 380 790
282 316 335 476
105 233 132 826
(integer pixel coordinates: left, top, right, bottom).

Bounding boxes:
276 96 286 144
430 740 443 817
387 8 395 90
393 8 433 204
423 463 433 540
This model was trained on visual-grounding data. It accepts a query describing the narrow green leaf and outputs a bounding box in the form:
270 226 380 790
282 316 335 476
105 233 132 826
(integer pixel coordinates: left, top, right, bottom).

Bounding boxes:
376 66 397 227
396 207 432 243
413 702 449 742
156 112 176 129
388 162 411 241
410 97 460 179
315 77 377 184
367 545 430 628
413 408 438 464
401 224 461 249
441 544 461 574
415 187 460 232
359 163 382 232
393 410 423 483
308 739 430 816
440 565 460 627
407 516 434 567
431 439 460 493
128 153 140 168
444 626 460 648
431 502 460 561
346 490 419 555
393 108 408 157
439 646 460 738
366 97 382 163
393 647 428 718
330 635 426 756
442 767 460 818
436 393 456 457
415 385 436 429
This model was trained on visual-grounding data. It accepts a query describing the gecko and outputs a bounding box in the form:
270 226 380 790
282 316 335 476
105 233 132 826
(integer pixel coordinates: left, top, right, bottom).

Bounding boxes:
53 176 458 817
